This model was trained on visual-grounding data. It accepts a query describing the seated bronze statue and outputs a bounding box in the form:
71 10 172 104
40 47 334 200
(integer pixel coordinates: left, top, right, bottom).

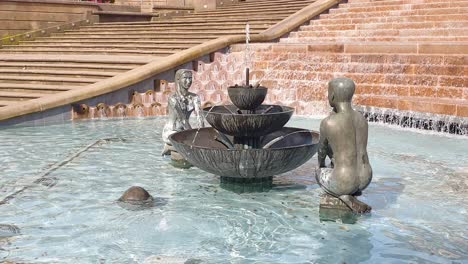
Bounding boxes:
162 69 204 156
317 78 372 214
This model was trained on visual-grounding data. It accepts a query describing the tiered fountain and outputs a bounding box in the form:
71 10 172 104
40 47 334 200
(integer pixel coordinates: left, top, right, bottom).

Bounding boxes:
169 69 320 191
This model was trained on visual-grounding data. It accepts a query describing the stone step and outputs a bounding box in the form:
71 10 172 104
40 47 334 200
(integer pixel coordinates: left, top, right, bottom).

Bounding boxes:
245 42 468 55
355 95 468 117
21 40 205 46
320 7 468 19
82 21 276 30
192 2 311 15
215 0 315 9
7 44 195 50
257 61 467 77
74 24 269 34
341 0 468 8
0 69 121 78
255 80 467 104
0 76 101 85
59 29 263 36
177 9 301 18
0 48 178 56
214 1 313 9
0 54 154 64
69 25 269 34
0 62 138 71
0 100 16 107
330 1 468 14
282 36 468 43
301 21 468 31
95 16 287 26
260 71 467 88
0 91 45 101
40 35 218 41
0 83 80 93
234 48 467 65
291 28 468 38
310 14 467 26
357 84 466 100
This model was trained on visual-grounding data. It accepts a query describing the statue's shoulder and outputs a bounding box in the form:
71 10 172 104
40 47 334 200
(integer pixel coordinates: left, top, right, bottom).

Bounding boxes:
352 109 367 123
187 92 199 99
168 95 178 104
322 113 338 124
320 115 334 130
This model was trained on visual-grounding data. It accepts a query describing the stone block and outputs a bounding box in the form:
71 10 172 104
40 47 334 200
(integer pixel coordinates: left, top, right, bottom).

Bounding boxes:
319 194 357 224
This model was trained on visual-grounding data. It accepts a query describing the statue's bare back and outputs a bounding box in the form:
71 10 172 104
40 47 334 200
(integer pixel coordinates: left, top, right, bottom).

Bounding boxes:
317 78 372 213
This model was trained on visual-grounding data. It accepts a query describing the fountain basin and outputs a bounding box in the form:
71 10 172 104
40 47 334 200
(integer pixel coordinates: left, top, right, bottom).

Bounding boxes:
202 105 294 137
169 127 319 179
227 86 267 110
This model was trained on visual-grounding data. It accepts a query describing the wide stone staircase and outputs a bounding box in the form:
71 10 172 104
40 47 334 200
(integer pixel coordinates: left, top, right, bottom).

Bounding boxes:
244 0 467 119
0 0 315 112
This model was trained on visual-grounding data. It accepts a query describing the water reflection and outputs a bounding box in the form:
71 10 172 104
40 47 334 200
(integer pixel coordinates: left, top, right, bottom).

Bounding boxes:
220 177 273 194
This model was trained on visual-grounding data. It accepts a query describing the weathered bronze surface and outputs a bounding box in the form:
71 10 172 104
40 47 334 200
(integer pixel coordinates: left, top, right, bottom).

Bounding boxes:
170 127 319 179
227 86 267 110
316 77 372 214
202 105 293 137
162 69 204 157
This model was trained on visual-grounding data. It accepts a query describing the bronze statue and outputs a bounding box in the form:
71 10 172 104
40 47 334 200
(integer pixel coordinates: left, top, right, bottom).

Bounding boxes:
162 69 204 156
317 78 372 214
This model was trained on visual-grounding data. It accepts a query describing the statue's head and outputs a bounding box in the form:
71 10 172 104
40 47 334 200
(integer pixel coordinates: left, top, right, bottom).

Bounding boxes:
175 69 193 95
328 77 355 107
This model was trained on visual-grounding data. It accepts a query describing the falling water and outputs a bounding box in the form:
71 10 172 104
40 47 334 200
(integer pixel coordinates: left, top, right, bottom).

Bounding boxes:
97 108 107 119
116 107 126 118
88 108 96 119
135 105 145 118
142 92 154 105
191 103 237 146
357 106 468 136
262 130 311 149
244 22 251 86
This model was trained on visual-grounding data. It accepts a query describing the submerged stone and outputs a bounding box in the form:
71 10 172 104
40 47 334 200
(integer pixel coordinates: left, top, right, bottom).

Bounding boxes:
319 194 357 224
170 151 193 169
119 186 153 203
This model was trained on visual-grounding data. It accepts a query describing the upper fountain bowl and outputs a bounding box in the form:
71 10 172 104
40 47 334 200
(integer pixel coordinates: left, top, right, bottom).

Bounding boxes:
202 105 294 137
227 86 267 110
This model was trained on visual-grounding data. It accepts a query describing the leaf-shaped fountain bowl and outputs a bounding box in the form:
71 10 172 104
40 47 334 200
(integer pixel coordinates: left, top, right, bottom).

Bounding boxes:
227 86 267 110
169 127 319 179
202 105 294 137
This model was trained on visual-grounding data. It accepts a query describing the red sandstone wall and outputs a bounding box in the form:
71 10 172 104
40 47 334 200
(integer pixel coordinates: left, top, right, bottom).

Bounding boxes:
188 44 467 117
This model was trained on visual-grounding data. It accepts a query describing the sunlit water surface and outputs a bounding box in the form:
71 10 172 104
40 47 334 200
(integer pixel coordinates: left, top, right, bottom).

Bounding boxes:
0 117 467 264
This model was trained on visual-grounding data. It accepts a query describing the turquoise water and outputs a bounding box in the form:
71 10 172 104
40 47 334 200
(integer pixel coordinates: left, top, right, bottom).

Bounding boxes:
0 117 467 263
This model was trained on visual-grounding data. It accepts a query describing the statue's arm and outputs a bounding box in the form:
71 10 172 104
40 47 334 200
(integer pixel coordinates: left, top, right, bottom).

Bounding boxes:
193 96 205 128
318 120 329 168
167 97 178 130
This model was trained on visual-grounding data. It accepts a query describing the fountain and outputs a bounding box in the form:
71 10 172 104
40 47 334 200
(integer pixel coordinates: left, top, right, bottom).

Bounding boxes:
169 68 320 187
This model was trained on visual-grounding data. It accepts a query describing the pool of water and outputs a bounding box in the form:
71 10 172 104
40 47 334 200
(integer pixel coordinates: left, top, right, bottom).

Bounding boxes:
0 117 467 263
